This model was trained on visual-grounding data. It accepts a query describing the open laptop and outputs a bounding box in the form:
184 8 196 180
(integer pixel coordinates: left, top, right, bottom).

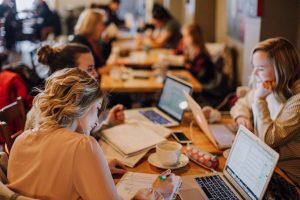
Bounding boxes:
125 74 193 127
184 92 235 149
179 125 279 200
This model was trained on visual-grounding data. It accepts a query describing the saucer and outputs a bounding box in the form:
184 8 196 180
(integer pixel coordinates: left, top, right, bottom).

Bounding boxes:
148 153 189 169
223 148 231 159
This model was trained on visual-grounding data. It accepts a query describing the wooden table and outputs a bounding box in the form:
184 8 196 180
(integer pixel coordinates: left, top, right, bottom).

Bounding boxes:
113 113 231 180
112 113 300 199
100 70 202 93
110 41 184 68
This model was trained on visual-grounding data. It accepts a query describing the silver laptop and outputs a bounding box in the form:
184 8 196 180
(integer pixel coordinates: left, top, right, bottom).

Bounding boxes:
179 125 279 200
184 92 235 149
125 74 193 127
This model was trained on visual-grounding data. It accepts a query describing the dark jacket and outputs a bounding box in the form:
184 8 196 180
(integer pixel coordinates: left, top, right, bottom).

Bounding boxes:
71 35 111 68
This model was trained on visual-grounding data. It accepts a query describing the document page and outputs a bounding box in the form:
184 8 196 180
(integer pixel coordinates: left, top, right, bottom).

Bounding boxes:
102 122 166 156
117 172 181 200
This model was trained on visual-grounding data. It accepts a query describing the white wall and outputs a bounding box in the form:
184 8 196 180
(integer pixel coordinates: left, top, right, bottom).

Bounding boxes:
242 17 261 85
55 0 110 16
215 0 261 85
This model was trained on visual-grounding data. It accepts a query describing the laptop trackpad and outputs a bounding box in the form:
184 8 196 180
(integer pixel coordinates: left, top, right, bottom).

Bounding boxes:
179 189 205 200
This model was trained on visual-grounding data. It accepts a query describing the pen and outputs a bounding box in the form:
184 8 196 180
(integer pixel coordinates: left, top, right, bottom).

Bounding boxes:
159 169 171 181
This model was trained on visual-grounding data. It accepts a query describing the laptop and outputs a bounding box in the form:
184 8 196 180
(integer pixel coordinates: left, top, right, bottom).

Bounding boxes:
125 74 193 127
184 92 235 149
179 125 279 200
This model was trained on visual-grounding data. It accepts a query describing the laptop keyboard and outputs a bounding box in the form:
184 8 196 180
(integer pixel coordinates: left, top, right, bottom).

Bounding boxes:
139 110 171 125
195 175 239 200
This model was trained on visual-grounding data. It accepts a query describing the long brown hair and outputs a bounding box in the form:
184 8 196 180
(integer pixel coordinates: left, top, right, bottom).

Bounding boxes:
185 23 210 57
252 37 300 102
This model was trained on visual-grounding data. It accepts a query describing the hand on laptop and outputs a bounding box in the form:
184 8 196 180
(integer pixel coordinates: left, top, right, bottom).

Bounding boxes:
235 116 254 132
108 159 127 175
107 104 125 126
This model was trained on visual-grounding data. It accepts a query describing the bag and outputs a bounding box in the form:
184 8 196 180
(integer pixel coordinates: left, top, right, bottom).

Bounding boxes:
5 63 43 94
186 145 219 169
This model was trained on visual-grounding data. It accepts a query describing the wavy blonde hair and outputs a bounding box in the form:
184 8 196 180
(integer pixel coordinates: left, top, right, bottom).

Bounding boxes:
34 68 105 130
74 8 104 37
251 37 300 102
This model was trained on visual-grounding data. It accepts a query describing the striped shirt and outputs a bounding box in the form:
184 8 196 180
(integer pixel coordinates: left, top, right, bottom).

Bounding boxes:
230 80 300 187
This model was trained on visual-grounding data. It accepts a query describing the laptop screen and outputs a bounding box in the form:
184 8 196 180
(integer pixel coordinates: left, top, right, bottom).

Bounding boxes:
157 75 192 121
225 128 278 200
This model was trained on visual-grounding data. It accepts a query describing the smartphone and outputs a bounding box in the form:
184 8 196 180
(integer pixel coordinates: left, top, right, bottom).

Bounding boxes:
172 131 192 144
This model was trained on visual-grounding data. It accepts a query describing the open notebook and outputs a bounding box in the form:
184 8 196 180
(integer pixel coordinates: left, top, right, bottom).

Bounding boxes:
102 121 171 157
117 172 181 200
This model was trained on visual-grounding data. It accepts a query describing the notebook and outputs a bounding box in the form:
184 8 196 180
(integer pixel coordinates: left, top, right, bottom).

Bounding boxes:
102 121 172 157
117 172 181 200
99 139 148 168
179 125 279 200
125 74 193 127
184 92 235 149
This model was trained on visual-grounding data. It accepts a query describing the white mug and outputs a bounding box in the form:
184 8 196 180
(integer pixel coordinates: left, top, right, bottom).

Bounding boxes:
156 141 182 166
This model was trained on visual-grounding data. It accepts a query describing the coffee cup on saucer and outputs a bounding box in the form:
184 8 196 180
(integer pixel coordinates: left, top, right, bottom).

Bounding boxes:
156 141 182 166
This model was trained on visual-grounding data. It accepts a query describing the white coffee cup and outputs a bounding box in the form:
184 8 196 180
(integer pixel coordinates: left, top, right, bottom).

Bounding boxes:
156 141 182 166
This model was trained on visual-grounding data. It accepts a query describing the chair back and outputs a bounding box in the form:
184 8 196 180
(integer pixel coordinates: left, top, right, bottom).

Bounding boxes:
0 97 26 152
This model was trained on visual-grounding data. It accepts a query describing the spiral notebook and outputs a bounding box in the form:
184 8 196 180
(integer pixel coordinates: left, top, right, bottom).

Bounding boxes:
117 172 181 200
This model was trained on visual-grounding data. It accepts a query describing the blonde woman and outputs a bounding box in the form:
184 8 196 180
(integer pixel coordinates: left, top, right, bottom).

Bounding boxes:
230 37 300 187
72 8 114 74
8 68 174 199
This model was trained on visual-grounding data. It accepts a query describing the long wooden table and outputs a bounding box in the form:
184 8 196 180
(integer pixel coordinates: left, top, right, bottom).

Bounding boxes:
111 113 300 199
113 113 231 179
100 70 202 93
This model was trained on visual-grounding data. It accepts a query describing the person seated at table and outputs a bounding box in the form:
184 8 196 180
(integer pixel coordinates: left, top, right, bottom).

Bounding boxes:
181 23 229 107
90 0 124 27
25 43 124 134
143 3 181 49
230 37 300 187
72 8 114 75
7 68 175 199
181 24 215 87
33 0 61 41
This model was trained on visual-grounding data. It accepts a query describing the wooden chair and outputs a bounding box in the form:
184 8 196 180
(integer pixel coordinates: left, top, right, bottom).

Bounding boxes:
0 97 26 152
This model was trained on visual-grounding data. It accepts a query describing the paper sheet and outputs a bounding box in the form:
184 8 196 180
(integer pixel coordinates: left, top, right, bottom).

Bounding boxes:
117 172 181 200
102 121 170 156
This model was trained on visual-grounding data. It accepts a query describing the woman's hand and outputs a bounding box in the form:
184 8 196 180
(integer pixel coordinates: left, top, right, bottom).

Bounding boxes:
255 81 274 100
152 171 175 198
106 104 125 126
236 116 254 132
108 159 127 175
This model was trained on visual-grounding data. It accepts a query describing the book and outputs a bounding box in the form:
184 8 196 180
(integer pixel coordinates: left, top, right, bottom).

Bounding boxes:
117 172 181 200
102 121 171 157
99 139 148 168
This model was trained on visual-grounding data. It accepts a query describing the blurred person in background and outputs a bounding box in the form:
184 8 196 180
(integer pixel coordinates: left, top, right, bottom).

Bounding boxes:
143 3 181 49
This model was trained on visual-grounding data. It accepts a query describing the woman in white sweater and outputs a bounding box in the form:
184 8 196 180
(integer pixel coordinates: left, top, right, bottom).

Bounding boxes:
230 37 300 187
